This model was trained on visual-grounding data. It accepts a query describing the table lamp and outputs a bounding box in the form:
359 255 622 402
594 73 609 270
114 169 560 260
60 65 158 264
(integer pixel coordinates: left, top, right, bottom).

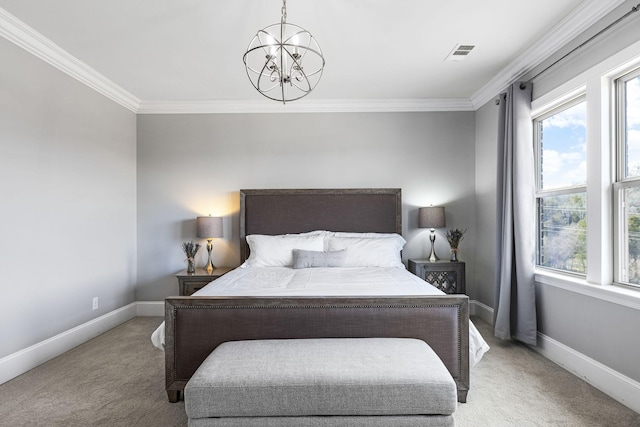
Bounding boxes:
419 206 446 262
196 215 223 273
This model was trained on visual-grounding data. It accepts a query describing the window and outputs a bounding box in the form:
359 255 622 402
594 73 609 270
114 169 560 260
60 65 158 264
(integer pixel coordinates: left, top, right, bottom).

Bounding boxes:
531 42 640 294
534 98 587 274
615 67 640 286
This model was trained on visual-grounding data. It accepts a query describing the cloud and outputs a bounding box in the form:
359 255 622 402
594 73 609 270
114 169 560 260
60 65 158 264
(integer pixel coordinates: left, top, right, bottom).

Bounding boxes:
628 128 640 150
545 102 586 129
626 129 640 174
541 149 586 189
540 101 587 189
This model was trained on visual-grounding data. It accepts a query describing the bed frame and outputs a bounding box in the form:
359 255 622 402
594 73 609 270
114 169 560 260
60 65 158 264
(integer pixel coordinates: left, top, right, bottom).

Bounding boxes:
164 189 470 403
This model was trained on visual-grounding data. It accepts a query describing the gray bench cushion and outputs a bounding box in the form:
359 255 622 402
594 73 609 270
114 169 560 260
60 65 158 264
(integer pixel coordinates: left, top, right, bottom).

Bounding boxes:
185 338 457 419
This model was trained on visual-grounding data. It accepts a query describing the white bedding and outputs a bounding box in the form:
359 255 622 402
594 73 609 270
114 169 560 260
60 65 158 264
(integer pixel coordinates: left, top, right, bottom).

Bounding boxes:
151 266 490 366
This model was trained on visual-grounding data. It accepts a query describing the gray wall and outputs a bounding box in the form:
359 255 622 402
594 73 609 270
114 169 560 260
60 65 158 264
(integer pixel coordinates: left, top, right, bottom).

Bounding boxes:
536 285 640 381
473 101 500 308
0 37 137 359
472 0 640 383
136 112 476 301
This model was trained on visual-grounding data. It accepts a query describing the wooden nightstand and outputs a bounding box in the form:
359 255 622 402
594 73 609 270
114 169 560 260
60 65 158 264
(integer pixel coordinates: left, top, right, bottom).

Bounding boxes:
408 260 466 294
176 267 233 296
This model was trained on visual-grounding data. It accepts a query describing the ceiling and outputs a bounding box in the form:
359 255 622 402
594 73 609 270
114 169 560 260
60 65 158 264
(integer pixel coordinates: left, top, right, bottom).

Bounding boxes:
0 0 627 112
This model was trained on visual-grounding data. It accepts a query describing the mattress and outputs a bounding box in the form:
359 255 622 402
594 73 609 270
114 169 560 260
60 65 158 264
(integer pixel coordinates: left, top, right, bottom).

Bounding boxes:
151 266 490 366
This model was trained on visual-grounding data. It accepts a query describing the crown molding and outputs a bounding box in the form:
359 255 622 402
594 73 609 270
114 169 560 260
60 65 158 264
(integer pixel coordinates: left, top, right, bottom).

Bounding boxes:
0 7 140 112
0 7 472 116
137 98 475 114
1 1 628 114
470 0 627 109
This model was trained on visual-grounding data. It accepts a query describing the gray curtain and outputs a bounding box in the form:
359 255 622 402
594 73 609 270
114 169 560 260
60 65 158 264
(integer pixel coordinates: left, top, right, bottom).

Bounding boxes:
494 82 537 346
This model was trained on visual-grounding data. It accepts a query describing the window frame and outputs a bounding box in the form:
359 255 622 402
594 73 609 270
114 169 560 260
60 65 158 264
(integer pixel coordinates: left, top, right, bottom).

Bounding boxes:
530 38 640 305
615 66 640 182
613 66 640 287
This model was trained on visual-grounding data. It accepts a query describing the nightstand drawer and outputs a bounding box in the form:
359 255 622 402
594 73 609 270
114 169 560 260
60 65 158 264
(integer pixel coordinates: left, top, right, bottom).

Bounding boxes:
176 267 233 296
408 260 465 294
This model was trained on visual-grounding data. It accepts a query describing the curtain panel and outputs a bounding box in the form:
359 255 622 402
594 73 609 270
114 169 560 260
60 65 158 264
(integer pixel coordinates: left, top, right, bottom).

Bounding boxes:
494 82 537 346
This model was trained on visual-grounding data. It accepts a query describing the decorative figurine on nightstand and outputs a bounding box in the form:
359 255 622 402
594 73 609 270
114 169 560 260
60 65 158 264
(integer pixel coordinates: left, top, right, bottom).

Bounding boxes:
181 241 200 273
446 228 466 262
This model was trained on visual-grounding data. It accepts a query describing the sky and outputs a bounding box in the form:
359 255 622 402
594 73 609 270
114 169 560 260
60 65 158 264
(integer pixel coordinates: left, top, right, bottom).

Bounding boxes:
539 76 640 189
539 100 586 190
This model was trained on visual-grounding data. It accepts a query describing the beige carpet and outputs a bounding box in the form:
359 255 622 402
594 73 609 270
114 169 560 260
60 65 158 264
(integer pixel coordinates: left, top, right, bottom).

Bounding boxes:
0 317 638 427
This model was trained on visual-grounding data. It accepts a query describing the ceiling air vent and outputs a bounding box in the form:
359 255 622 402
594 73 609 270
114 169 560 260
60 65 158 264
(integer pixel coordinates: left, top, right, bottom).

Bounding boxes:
445 44 476 62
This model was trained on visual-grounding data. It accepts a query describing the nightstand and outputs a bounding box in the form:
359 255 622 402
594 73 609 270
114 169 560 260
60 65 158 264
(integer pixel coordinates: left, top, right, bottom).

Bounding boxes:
408 260 466 294
176 267 233 296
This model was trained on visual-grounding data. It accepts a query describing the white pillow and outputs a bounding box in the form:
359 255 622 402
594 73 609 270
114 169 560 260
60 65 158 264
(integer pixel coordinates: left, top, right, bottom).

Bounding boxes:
242 234 325 267
326 236 405 268
331 231 403 240
325 232 406 251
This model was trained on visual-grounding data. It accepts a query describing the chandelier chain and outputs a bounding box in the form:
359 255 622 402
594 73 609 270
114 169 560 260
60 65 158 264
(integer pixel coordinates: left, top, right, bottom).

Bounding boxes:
281 0 287 24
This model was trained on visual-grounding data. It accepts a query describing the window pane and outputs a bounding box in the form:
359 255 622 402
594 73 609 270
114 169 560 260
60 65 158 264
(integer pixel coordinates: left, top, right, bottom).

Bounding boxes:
537 193 586 273
537 101 587 190
623 75 640 178
622 187 640 285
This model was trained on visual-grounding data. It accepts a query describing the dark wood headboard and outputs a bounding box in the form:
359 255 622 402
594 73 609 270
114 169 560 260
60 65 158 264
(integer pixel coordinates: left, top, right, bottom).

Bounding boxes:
239 188 402 262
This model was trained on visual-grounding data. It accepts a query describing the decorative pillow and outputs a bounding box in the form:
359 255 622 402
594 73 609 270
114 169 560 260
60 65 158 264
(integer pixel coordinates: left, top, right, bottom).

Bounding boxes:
243 234 325 268
326 236 405 268
292 249 347 269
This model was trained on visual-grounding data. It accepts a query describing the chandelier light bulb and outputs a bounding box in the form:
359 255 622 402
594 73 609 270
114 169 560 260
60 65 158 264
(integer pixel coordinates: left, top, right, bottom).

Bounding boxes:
292 34 300 55
265 35 276 58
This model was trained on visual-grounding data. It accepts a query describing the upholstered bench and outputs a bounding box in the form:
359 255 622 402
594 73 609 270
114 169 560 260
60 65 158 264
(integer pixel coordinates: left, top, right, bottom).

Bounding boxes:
185 338 457 427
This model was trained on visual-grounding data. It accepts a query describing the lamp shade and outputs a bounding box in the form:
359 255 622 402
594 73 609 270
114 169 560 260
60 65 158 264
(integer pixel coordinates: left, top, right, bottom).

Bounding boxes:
196 216 223 239
418 206 446 229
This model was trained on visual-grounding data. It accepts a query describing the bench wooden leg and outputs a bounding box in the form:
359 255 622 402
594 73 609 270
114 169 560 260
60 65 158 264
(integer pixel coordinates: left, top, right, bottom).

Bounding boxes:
167 389 180 403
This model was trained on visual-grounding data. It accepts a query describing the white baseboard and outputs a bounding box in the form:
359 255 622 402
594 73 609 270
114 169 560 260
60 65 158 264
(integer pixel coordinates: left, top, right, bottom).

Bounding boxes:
0 302 137 386
470 299 494 325
534 331 640 414
135 301 164 317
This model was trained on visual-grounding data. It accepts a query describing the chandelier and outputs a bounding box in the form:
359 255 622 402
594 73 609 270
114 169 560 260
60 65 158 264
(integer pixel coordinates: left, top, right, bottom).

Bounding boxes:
243 0 325 104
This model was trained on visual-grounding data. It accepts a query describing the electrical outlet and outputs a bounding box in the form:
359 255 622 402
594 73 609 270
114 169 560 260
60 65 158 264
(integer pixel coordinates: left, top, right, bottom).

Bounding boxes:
92 297 99 310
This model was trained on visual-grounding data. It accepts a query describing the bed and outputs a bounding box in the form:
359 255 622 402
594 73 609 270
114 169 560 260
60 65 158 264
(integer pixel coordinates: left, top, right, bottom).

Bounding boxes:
158 188 487 403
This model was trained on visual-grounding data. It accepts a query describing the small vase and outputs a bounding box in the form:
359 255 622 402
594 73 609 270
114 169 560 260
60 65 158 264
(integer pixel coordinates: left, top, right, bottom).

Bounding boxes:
450 248 459 262
187 258 196 273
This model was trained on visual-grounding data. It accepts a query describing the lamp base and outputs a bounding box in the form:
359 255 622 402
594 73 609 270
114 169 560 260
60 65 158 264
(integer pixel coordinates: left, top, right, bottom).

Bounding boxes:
205 261 215 274
206 240 216 273
428 230 440 262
